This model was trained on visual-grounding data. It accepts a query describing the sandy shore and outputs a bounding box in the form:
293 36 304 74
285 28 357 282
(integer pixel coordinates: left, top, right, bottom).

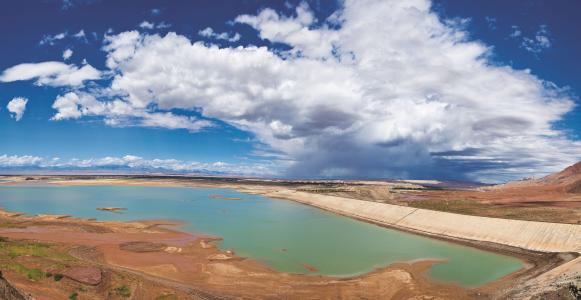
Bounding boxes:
1 176 579 298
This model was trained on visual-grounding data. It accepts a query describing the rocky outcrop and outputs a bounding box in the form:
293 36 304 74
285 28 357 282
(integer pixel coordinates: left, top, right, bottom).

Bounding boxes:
119 241 166 252
568 182 581 194
207 250 241 261
543 161 581 183
63 267 102 286
0 271 34 300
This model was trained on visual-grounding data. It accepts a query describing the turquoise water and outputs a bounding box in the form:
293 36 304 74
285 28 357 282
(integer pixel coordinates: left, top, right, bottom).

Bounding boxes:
0 185 523 287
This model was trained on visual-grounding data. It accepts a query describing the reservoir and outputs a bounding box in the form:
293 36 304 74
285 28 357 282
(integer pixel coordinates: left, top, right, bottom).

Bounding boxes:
0 185 523 287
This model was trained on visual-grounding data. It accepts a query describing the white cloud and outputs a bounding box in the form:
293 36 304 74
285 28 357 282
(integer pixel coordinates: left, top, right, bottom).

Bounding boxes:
510 25 522 38
0 61 101 87
198 27 240 42
51 92 212 132
6 97 29 121
7 0 580 182
63 49 73 60
139 21 171 30
139 21 155 29
40 29 88 46
156 22 171 29
102 31 142 69
0 155 42 167
235 2 338 58
151 8 161 16
485 16 497 30
520 25 552 54
73 29 88 43
0 154 277 176
73 29 86 38
40 32 67 46
86 0 579 182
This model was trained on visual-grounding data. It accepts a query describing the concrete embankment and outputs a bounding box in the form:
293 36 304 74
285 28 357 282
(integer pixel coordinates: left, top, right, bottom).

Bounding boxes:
268 190 581 253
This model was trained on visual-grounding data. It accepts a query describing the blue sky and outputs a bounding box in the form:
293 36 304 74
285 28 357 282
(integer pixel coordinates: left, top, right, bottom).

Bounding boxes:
0 0 579 182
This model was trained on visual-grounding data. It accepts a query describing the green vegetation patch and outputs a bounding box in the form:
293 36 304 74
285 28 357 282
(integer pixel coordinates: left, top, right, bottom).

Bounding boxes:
0 222 27 229
3 263 43 281
0 241 76 261
69 291 79 300
7 243 51 258
115 285 131 298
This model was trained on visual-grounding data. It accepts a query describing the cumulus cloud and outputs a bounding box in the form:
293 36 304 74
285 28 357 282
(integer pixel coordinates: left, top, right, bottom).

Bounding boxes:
51 92 212 132
0 154 277 176
510 25 522 38
516 25 552 54
235 2 338 58
82 0 578 182
7 0 580 182
73 29 89 43
6 97 29 121
485 16 497 30
198 27 240 42
73 29 86 38
139 21 155 29
39 32 67 46
63 49 73 60
139 21 171 30
102 31 142 69
0 155 42 167
40 29 88 45
0 61 101 87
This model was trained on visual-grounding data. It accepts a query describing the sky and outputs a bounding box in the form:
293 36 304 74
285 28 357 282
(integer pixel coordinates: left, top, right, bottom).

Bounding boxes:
0 0 580 182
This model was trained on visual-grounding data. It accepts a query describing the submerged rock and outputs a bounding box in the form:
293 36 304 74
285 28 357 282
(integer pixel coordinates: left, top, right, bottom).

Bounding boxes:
302 263 318 273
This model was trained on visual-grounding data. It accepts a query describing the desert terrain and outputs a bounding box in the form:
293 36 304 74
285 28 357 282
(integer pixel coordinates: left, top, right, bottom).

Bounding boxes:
0 161 579 299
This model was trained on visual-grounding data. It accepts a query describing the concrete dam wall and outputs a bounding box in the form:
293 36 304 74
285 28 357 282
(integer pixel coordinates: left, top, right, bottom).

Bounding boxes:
269 190 581 253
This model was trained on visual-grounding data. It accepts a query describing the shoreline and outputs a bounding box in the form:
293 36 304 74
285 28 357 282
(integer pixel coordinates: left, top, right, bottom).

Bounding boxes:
267 191 577 294
0 207 479 299
262 190 581 252
1 176 579 298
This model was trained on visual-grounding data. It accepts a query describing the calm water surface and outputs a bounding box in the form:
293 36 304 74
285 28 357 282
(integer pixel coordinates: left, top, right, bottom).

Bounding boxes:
0 185 523 287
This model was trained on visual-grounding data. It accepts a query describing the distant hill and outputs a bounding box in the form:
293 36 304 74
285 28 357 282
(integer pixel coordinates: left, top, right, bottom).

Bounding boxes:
539 161 581 194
